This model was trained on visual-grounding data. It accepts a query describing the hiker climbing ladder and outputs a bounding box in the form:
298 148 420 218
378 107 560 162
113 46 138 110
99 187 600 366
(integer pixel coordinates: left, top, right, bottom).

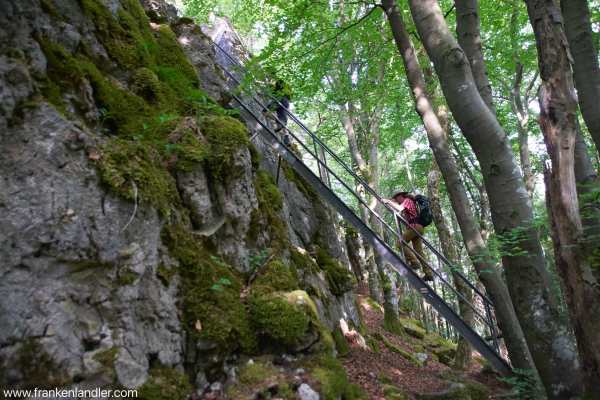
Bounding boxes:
212 41 514 378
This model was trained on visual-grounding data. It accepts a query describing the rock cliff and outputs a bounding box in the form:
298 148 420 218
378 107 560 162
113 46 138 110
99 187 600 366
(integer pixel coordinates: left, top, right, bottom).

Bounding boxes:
0 0 362 395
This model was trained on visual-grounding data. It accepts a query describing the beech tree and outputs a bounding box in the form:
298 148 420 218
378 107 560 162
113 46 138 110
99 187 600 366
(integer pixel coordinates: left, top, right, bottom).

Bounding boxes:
523 0 600 394
403 0 579 396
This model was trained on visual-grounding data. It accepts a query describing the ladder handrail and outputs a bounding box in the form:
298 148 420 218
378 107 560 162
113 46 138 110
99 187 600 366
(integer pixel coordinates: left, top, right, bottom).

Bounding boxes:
226 89 514 377
213 41 494 307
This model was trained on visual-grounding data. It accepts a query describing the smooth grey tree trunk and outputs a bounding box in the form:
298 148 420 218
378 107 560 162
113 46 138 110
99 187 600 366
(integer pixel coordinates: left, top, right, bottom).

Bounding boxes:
524 0 600 394
404 0 579 397
561 0 600 152
380 0 539 378
455 0 495 116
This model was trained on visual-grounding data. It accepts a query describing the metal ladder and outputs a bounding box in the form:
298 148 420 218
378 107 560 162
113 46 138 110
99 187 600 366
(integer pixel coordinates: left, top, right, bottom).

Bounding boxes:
212 41 514 378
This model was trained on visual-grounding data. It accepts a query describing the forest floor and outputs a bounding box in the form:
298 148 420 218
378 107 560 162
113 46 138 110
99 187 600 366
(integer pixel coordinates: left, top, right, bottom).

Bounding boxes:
344 281 511 399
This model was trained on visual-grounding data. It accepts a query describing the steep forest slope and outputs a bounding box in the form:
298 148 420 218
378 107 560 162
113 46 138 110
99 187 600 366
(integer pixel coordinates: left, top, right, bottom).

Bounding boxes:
0 0 365 396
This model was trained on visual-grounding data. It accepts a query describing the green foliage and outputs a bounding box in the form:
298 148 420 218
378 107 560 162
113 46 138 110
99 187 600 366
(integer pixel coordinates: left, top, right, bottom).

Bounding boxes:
246 249 269 272
497 369 542 400
138 369 190 400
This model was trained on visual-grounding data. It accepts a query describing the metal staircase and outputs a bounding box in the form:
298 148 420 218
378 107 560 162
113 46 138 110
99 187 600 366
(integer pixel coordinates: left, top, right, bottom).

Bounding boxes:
212 41 514 378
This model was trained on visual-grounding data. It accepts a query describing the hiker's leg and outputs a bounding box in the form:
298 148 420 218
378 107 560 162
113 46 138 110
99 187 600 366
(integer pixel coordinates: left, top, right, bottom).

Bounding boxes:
411 227 432 276
401 228 420 266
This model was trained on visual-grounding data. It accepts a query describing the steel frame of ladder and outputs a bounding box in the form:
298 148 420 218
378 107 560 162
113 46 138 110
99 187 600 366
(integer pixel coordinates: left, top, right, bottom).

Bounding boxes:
212 41 514 378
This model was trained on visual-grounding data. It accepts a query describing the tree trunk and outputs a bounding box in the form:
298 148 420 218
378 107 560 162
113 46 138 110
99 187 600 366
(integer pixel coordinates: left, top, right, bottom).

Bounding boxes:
381 0 538 377
574 128 600 281
455 0 495 115
561 0 600 152
428 159 473 371
524 0 600 394
403 0 580 395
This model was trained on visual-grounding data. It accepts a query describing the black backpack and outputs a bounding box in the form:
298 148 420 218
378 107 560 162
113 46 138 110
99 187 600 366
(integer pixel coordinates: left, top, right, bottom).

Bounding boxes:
411 194 434 227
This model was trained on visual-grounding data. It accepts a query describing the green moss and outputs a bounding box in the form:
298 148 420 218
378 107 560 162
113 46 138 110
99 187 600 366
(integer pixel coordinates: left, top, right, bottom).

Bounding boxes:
93 346 118 368
138 368 190 400
80 0 155 71
256 169 283 211
281 162 320 202
315 248 354 295
199 115 250 177
248 170 288 251
161 224 256 353
311 356 356 400
379 372 393 384
290 248 319 275
366 336 381 353
381 302 405 337
95 138 180 217
383 384 408 400
364 297 383 313
224 358 296 399
251 260 297 295
413 344 425 353
156 262 176 286
332 324 350 356
40 0 61 19
372 333 422 366
439 370 489 400
473 355 488 366
155 25 200 88
116 272 138 286
173 128 210 171
92 346 118 378
10 340 70 391
399 318 426 340
131 67 162 102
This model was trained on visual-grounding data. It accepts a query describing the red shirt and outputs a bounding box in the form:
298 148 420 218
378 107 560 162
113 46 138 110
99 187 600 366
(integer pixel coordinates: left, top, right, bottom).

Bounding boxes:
401 198 422 227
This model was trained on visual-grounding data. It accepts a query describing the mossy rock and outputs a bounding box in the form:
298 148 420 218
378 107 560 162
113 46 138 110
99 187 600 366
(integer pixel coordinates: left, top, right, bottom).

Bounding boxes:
315 248 354 295
225 358 282 398
417 383 473 400
413 344 425 353
372 333 422 366
399 318 426 340
249 263 325 352
383 384 409 400
305 355 368 400
381 302 405 337
427 333 457 367
199 115 250 177
281 162 320 202
137 369 190 400
161 224 256 353
256 169 283 211
439 370 489 400
366 336 381 353
248 171 288 251
332 323 350 356
364 297 383 313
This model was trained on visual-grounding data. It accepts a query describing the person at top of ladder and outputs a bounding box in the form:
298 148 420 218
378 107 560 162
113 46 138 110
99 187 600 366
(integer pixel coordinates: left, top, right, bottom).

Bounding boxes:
261 74 293 147
382 189 434 282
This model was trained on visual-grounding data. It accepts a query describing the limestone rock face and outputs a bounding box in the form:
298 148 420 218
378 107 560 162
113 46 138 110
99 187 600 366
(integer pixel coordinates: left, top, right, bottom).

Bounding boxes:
0 0 362 394
0 103 182 390
173 20 231 106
